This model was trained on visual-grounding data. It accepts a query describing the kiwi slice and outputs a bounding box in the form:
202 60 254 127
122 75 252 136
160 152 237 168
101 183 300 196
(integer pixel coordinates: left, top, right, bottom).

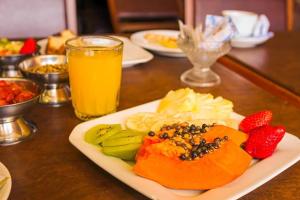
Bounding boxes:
108 129 146 139
84 124 121 145
102 135 143 147
102 143 141 161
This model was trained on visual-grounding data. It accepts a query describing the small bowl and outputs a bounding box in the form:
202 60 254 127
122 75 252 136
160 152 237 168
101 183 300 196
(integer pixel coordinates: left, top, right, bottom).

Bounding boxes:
0 78 41 145
0 43 40 77
18 55 71 106
0 52 36 65
0 78 40 118
18 55 68 84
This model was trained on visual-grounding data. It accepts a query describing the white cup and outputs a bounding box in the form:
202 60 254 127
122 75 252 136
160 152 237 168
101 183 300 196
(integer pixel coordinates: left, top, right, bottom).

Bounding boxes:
222 10 258 38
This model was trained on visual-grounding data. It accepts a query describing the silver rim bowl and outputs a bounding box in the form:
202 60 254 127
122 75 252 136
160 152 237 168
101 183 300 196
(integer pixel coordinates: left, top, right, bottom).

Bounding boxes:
0 78 40 120
18 55 68 84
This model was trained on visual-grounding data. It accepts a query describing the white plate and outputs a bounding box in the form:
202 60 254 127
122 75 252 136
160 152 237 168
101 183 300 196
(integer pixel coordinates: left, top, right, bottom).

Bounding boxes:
0 162 12 200
231 32 274 48
130 30 185 57
69 100 300 200
37 36 153 68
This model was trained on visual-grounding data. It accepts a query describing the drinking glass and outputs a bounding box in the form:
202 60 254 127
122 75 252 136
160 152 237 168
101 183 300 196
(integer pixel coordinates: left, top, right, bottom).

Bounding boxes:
66 36 123 120
178 39 231 87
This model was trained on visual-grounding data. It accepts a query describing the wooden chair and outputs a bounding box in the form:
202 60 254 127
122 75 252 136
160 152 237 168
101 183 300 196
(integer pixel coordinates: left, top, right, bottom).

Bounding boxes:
107 0 184 33
0 0 77 38
185 0 295 31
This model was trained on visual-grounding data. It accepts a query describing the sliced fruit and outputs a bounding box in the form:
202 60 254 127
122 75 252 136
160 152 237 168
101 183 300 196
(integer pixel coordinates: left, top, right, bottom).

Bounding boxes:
84 124 115 145
244 125 285 159
133 140 251 190
108 129 146 139
239 110 272 133
102 143 142 161
157 88 197 114
150 118 184 131
156 88 233 121
102 135 143 147
203 125 248 146
84 124 121 145
126 112 164 132
95 125 122 144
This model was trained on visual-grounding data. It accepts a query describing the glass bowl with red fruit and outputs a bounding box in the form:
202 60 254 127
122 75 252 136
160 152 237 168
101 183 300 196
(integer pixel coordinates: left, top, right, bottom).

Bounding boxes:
0 38 39 77
0 78 41 146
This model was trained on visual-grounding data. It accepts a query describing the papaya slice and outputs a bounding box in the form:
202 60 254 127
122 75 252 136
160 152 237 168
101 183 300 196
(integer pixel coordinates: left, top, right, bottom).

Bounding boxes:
203 125 248 146
133 140 251 190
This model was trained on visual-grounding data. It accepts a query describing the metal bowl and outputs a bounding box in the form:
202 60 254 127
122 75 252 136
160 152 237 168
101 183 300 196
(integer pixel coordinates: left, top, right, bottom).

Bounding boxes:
18 55 71 105
0 53 38 77
18 55 68 84
0 78 41 145
0 78 40 119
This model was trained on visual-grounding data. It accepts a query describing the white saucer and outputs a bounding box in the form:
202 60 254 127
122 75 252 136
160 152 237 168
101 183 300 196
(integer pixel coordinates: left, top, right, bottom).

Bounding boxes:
0 162 12 200
130 30 185 57
231 32 274 48
37 36 154 68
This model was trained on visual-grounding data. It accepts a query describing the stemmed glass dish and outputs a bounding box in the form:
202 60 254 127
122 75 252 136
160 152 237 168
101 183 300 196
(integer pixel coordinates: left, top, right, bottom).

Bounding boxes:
178 39 231 87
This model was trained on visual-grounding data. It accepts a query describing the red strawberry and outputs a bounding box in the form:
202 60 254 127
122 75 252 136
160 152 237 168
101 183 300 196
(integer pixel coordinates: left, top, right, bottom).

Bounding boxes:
239 110 272 133
20 38 37 54
244 125 285 159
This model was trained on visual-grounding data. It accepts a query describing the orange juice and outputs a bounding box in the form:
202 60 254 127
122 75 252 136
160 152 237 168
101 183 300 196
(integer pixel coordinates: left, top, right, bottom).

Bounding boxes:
66 36 123 120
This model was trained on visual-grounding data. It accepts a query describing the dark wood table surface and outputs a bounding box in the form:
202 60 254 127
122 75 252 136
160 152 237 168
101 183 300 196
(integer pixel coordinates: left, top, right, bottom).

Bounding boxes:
0 55 299 200
223 32 300 107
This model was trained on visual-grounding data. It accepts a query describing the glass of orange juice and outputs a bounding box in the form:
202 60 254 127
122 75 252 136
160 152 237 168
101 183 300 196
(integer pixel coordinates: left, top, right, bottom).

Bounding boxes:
66 36 123 120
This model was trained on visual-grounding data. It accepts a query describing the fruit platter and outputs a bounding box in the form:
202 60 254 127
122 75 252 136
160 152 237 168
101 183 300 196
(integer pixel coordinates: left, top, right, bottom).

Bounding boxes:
69 88 300 199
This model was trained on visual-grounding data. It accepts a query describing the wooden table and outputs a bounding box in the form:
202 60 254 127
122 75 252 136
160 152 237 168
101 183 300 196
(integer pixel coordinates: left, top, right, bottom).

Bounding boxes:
1 55 299 200
219 32 300 107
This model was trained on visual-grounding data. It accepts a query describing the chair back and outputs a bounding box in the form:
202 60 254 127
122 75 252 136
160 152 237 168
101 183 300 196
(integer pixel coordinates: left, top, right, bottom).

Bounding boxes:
108 0 183 33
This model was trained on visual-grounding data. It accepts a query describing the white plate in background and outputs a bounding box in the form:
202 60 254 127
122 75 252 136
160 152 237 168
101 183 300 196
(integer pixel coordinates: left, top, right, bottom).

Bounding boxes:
0 162 12 200
130 30 185 57
69 100 300 200
37 36 153 68
231 32 274 48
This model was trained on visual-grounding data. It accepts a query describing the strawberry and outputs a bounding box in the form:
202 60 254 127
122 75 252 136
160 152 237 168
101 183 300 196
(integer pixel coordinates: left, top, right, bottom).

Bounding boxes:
19 38 37 54
239 110 272 133
244 125 285 159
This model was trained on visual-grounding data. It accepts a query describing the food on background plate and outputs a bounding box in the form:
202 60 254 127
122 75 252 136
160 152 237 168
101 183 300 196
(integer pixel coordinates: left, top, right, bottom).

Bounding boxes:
0 80 36 106
144 33 178 49
0 38 37 56
0 176 8 189
46 30 75 54
27 63 68 74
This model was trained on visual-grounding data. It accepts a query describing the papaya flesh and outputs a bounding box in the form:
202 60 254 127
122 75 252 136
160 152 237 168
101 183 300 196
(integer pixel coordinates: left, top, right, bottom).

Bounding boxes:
203 125 248 146
133 125 252 190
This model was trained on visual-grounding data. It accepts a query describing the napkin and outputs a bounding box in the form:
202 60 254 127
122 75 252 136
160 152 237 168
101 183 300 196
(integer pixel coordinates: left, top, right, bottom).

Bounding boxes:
252 15 270 37
178 15 236 50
